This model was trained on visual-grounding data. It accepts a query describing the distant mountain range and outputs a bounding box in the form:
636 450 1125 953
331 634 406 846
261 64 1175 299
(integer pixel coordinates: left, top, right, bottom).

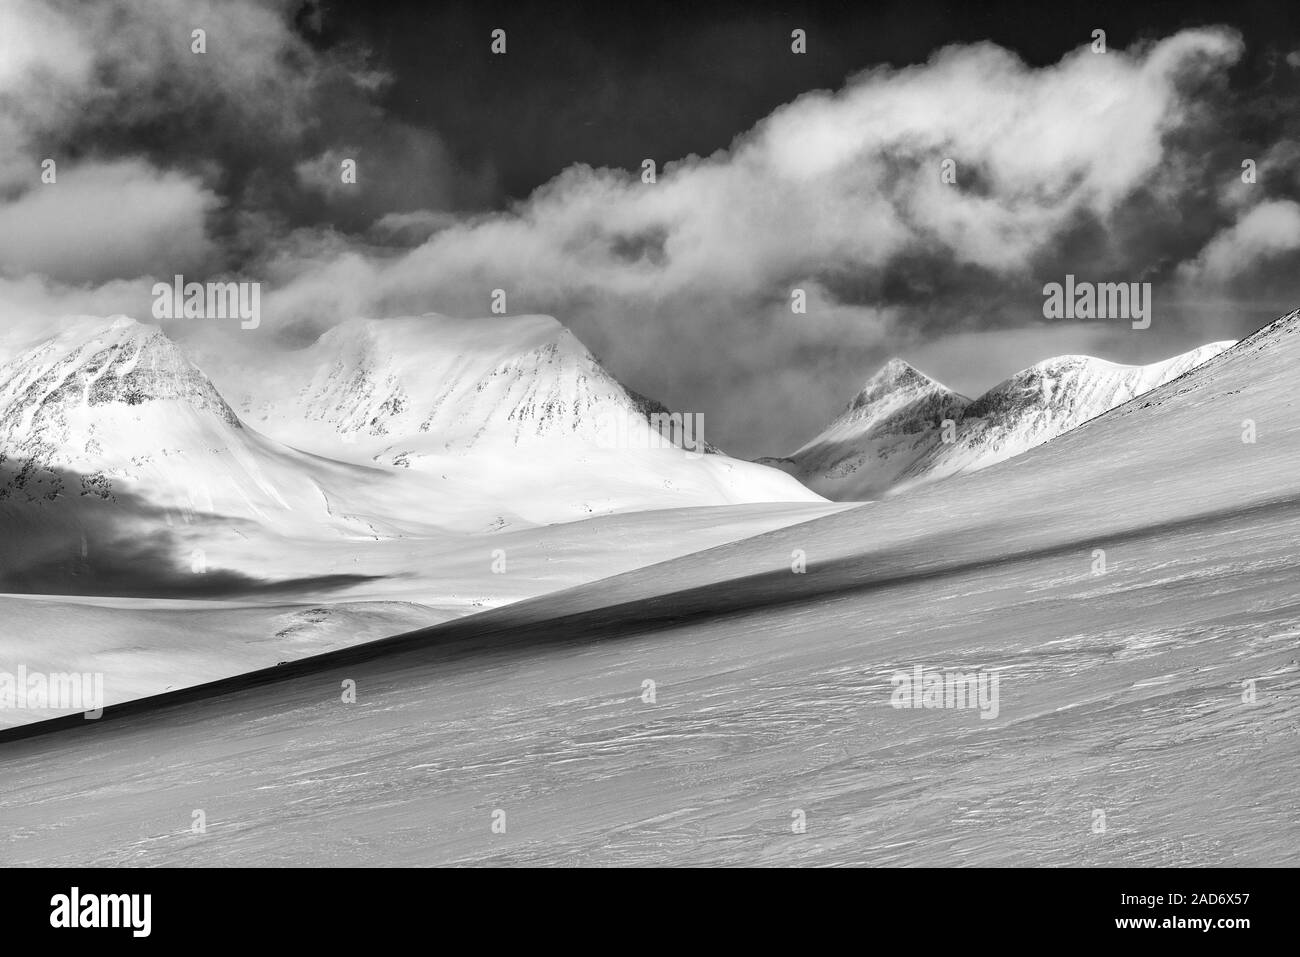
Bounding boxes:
758 342 1235 500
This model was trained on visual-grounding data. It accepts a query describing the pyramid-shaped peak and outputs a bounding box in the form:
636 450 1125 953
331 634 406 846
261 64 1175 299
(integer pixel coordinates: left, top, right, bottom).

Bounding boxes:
849 358 949 409
873 357 925 381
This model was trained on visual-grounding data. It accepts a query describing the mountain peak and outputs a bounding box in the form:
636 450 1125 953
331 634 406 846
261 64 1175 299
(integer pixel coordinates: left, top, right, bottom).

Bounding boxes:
784 356 967 476
863 357 927 387
0 319 241 458
223 311 709 460
845 357 953 414
880 356 921 376
105 313 142 332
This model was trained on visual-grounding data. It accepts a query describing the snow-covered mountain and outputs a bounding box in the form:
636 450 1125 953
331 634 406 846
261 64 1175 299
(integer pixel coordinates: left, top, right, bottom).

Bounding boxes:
757 358 970 499
0 316 438 601
0 316 380 533
194 313 813 521
0 313 819 590
763 342 1235 500
218 314 706 462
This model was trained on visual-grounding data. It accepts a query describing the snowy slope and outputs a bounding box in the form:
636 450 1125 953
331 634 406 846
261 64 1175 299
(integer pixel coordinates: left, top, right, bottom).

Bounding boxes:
3 310 1295 866
0 498 850 723
771 342 1233 500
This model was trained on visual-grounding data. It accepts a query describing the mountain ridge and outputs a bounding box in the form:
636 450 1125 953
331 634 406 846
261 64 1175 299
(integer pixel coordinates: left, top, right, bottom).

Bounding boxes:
764 341 1235 500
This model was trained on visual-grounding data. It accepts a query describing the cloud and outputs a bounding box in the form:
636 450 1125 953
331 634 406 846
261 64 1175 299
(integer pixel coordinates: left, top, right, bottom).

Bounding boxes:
1178 200 1300 284
0 0 486 282
341 27 1244 308
0 160 219 283
368 209 461 245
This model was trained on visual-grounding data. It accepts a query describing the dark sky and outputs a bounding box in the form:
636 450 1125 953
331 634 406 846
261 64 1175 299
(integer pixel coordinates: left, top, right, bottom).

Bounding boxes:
331 0 1298 204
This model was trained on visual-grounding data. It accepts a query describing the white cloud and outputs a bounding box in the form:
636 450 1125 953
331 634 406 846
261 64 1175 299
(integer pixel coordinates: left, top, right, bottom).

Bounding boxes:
369 209 461 244
1178 200 1300 284
0 160 219 283
251 26 1246 324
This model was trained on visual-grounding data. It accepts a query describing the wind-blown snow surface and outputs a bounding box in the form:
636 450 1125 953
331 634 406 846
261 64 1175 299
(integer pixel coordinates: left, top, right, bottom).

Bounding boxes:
1 312 1296 866
766 342 1233 500
0 499 849 726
